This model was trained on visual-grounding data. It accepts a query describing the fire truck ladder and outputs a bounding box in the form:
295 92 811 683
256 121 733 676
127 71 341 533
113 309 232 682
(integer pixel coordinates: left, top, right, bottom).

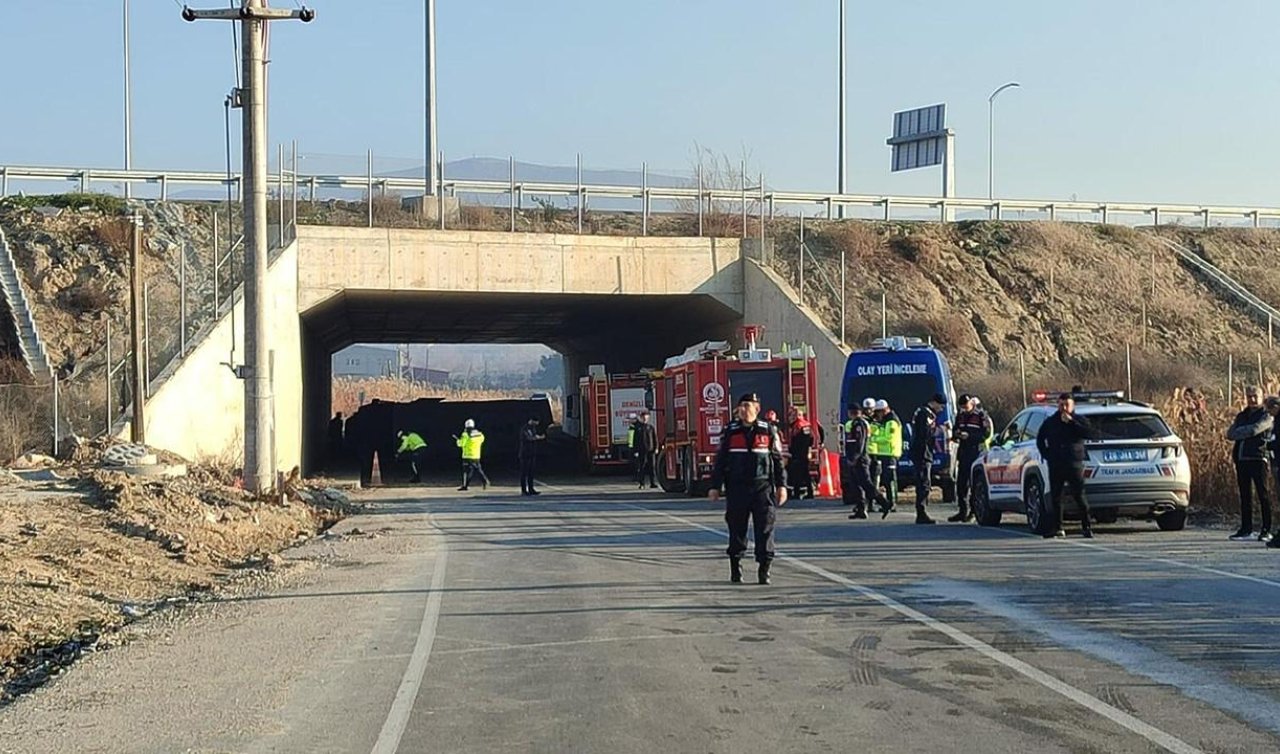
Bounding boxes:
592 379 612 450
787 343 811 412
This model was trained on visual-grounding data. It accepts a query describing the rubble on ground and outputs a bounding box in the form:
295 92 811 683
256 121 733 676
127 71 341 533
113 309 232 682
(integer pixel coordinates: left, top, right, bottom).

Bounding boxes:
0 439 361 705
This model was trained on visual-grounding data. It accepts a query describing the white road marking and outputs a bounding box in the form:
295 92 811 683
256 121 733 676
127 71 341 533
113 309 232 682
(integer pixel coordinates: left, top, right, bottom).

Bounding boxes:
370 521 449 754
987 521 1280 590
628 503 1204 754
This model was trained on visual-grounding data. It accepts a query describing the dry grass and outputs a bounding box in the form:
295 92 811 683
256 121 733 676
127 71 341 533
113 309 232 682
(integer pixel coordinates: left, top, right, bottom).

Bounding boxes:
0 385 50 461
332 377 562 422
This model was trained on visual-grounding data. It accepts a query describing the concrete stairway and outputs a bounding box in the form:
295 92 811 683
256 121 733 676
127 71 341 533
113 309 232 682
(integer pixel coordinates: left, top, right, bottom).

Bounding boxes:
0 226 54 381
1156 236 1280 330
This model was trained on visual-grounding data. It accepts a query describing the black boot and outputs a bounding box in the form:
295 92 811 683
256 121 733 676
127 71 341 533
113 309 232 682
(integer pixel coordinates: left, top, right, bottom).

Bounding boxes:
915 504 936 524
730 558 743 583
757 562 772 585
947 504 969 523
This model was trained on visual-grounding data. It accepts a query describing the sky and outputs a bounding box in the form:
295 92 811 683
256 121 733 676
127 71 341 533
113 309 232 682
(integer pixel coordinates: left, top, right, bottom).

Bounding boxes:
2 0 1279 206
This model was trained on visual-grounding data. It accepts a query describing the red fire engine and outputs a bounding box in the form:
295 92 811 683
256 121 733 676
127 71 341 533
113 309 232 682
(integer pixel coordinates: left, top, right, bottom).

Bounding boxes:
652 326 819 496
577 367 656 473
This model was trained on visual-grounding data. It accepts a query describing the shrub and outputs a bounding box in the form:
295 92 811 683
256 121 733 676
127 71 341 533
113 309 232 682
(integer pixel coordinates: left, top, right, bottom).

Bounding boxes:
62 283 115 315
889 233 941 266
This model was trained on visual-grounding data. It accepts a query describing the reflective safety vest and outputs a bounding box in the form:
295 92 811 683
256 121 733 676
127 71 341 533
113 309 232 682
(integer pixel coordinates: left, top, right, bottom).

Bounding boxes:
397 432 426 453
873 413 903 459
627 425 636 448
457 429 485 460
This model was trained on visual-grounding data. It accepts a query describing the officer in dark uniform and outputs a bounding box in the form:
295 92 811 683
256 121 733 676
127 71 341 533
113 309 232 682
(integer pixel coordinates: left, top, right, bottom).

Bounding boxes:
709 393 788 585
909 394 946 525
845 398 890 520
950 393 994 522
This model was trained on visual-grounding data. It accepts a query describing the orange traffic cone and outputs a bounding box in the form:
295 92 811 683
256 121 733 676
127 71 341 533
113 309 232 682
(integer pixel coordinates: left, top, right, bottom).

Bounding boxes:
370 453 382 487
828 451 842 497
817 450 837 498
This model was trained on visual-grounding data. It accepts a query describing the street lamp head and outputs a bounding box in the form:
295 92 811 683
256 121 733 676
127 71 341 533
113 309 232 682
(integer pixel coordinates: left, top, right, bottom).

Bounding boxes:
989 82 1022 102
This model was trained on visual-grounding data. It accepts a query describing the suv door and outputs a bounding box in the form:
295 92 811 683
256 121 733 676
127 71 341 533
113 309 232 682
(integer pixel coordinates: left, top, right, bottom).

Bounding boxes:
1010 410 1047 496
985 412 1029 499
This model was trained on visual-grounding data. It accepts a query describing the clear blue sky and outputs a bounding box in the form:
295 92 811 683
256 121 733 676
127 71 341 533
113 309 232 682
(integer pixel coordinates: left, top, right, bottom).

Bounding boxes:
2 0 1277 205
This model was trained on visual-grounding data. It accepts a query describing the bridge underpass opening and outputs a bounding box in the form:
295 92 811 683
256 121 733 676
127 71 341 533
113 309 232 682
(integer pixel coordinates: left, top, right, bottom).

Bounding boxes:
300 290 743 474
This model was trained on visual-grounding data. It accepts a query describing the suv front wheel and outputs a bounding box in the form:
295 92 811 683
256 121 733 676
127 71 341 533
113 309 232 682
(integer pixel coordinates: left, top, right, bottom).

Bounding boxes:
971 474 1002 527
1024 476 1050 536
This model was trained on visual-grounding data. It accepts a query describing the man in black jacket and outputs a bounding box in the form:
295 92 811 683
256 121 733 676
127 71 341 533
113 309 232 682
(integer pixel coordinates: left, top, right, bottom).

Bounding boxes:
518 418 545 496
908 394 946 525
1226 386 1273 541
635 411 659 490
709 393 788 585
1266 396 1280 548
1035 393 1096 538
845 399 890 520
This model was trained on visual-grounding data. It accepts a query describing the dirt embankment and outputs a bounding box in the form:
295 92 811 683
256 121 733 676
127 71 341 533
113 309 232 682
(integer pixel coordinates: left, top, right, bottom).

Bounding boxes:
0 446 360 705
773 220 1280 385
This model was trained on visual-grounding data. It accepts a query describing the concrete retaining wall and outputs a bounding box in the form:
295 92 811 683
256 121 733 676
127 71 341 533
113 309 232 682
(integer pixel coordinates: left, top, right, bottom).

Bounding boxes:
742 258 850 447
126 242 303 470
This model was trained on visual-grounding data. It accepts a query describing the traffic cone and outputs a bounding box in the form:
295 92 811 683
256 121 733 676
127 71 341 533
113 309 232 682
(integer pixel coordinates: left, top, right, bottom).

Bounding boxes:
817 450 837 498
828 451 842 497
370 453 382 487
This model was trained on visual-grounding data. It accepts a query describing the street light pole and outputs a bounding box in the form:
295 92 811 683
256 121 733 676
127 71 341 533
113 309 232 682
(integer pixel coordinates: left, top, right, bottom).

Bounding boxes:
987 81 1020 201
123 0 133 199
837 0 846 217
425 0 438 197
184 0 315 494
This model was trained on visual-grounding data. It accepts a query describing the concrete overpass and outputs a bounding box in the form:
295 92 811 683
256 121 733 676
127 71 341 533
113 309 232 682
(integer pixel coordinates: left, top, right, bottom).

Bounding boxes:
134 226 848 474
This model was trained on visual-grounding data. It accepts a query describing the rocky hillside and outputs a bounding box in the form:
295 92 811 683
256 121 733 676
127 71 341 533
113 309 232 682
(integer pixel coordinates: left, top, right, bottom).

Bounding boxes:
0 196 238 443
772 220 1280 387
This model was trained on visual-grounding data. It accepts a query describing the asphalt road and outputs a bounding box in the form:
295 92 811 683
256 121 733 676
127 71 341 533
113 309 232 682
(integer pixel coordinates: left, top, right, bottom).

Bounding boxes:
4 482 1280 753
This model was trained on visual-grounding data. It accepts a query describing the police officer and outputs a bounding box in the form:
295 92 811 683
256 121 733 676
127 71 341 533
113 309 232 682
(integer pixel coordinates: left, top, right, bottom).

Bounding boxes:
870 399 902 510
846 398 890 520
909 394 946 525
1036 392 1097 538
709 393 787 585
518 418 545 496
395 429 428 484
454 419 490 491
950 393 994 522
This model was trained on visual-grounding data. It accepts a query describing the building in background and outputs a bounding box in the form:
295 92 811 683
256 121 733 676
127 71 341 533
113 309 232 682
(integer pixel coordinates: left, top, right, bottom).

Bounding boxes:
332 344 449 384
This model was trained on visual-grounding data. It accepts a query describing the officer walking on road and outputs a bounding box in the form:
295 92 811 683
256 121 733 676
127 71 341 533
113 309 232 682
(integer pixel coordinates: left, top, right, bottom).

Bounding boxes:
518 418 545 497
950 394 994 522
846 398 890 520
455 419 490 492
909 394 946 525
1036 392 1097 538
709 393 788 585
1226 386 1273 542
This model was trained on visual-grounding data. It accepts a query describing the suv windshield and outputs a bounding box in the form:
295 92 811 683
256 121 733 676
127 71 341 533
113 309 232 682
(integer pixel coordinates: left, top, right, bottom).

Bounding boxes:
1087 412 1172 440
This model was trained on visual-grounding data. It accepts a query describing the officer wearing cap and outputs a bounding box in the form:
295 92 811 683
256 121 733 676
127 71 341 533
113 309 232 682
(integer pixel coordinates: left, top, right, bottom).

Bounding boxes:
908 394 947 525
951 393 994 522
845 398 890 520
709 392 788 585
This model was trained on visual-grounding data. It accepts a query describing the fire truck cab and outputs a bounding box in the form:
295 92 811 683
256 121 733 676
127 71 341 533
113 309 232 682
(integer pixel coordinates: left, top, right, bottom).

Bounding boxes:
652 326 819 497
577 366 655 473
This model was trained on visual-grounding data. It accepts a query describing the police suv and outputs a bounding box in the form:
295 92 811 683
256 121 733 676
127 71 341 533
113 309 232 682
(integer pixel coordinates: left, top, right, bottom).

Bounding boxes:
968 390 1191 533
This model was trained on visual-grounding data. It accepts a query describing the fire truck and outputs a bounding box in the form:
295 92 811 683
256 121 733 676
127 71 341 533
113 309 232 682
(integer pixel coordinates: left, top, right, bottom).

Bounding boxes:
577 366 656 473
652 326 820 496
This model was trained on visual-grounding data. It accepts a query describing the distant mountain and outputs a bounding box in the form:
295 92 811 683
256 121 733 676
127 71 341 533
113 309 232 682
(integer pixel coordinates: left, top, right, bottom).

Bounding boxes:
386 157 691 189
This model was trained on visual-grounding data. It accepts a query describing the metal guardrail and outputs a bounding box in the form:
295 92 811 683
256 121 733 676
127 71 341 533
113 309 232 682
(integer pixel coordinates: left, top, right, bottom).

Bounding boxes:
4 163 1280 229
1155 236 1280 331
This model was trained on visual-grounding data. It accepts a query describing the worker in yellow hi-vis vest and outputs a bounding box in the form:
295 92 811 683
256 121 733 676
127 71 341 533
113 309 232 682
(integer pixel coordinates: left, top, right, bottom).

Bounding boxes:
454 419 490 492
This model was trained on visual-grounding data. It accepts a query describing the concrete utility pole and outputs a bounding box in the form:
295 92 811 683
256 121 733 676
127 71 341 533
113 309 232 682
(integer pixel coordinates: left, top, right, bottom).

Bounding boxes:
183 1 314 494
123 0 133 199
837 0 847 216
130 213 145 443
425 0 438 197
